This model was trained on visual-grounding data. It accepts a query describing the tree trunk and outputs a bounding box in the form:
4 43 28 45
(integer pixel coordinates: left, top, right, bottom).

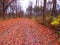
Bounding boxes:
35 0 38 19
43 0 46 25
51 0 57 16
15 0 17 17
2 0 5 19
30 2 32 19
37 0 39 17
2 0 15 19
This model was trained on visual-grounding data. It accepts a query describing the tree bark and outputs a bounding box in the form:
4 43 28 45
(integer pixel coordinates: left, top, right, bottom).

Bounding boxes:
2 0 5 19
30 2 32 19
43 0 46 24
35 0 38 19
2 0 15 19
15 0 17 17
51 0 57 16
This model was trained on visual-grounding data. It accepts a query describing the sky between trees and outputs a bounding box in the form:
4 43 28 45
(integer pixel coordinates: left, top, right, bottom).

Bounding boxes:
17 0 60 12
7 0 60 13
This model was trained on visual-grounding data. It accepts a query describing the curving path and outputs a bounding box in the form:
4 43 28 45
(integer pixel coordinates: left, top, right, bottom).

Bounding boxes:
0 18 60 45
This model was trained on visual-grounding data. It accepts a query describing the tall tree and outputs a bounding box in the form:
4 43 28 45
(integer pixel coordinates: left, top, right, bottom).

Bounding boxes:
51 0 57 16
2 0 5 19
15 0 17 17
26 1 33 19
2 0 15 19
35 0 40 19
43 0 46 24
47 1 53 15
35 0 38 19
37 0 40 17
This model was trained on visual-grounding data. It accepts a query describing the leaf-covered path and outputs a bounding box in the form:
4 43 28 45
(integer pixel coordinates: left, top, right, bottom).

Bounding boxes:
0 18 60 45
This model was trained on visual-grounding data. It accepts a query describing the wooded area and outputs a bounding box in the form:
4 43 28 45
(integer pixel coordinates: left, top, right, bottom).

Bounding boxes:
0 0 60 44
0 0 60 34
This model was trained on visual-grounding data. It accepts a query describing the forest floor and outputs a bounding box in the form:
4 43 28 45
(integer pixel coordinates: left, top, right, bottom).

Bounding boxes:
0 18 60 45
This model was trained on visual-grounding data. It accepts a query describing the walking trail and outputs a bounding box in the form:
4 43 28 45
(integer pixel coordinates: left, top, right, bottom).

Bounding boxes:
0 18 59 45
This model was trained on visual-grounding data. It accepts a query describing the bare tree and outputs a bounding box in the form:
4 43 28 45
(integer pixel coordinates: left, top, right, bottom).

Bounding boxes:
29 1 33 19
43 0 46 24
15 0 17 17
51 0 57 16
2 0 16 19
47 1 53 15
35 0 40 19
2 0 5 19
26 1 33 19
35 0 38 19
